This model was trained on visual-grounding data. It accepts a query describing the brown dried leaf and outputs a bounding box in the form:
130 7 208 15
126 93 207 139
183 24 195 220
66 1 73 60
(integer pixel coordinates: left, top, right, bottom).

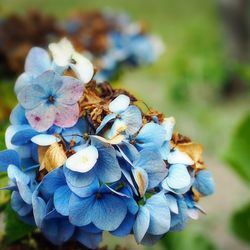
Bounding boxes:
171 133 192 145
177 143 203 163
38 143 67 172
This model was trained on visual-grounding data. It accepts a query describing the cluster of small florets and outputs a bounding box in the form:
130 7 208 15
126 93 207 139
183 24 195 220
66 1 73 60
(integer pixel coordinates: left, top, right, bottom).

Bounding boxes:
0 39 214 249
0 10 164 79
64 10 165 81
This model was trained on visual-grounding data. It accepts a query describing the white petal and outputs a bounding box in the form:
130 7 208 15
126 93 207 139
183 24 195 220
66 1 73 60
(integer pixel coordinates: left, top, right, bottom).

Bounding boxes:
70 52 94 84
66 146 98 173
167 150 194 165
31 134 60 146
109 95 130 113
49 38 74 67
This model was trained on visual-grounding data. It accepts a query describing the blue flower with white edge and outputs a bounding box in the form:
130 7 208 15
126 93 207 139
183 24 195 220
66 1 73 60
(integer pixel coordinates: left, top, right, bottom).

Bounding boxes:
133 192 171 246
96 94 142 140
65 136 121 186
17 70 83 132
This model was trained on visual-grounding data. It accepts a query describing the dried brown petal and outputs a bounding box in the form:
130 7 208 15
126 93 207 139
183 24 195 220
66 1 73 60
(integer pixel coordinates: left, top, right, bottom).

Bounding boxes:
38 143 67 172
177 143 203 163
171 133 192 145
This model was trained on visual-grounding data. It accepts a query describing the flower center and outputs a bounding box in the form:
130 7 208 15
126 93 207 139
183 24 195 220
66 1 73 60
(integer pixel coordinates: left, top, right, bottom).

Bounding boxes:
96 193 102 199
48 95 55 104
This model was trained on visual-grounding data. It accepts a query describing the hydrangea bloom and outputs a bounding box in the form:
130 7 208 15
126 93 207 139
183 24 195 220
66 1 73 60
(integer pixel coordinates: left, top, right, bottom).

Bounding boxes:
0 40 214 249
59 10 165 82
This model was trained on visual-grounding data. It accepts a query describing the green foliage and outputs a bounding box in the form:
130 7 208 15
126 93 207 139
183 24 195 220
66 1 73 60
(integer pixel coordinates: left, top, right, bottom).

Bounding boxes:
0 173 10 211
230 202 250 244
224 112 250 184
4 204 34 244
160 231 217 250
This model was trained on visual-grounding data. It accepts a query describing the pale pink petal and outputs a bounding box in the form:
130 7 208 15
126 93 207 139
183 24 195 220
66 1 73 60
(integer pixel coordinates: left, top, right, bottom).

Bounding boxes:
26 104 55 132
56 76 84 105
54 104 79 128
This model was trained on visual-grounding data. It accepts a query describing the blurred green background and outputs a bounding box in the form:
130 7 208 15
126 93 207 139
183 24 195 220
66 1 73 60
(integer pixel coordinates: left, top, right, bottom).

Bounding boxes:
0 0 249 249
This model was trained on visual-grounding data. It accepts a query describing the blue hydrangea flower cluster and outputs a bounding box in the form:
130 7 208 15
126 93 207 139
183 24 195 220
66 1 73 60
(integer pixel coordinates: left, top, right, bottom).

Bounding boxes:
64 11 165 82
0 39 214 249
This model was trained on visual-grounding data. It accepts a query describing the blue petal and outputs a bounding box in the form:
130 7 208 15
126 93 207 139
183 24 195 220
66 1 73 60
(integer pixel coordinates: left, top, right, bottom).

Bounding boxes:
165 164 191 190
10 104 28 125
14 73 33 95
133 206 150 243
25 47 51 76
67 178 99 198
91 193 127 231
75 228 102 249
32 189 47 228
127 197 139 215
170 197 188 231
109 95 130 113
62 118 88 144
96 113 117 134
64 166 95 188
69 194 94 227
134 149 167 189
5 125 32 159
16 181 32 204
160 141 171 160
145 192 171 235
91 137 121 183
81 223 102 234
0 150 20 172
40 168 66 196
11 191 32 217
111 213 135 237
118 142 139 163
120 105 142 135
165 194 178 214
42 217 75 245
33 70 62 95
11 128 38 146
54 185 71 216
7 165 30 184
17 83 46 109
135 122 166 149
121 168 139 196
193 170 215 196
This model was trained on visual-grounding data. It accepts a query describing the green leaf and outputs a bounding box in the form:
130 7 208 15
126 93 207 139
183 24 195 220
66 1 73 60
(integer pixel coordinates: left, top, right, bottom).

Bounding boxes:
4 204 35 244
230 202 250 244
0 173 10 211
224 112 250 184
160 231 217 250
